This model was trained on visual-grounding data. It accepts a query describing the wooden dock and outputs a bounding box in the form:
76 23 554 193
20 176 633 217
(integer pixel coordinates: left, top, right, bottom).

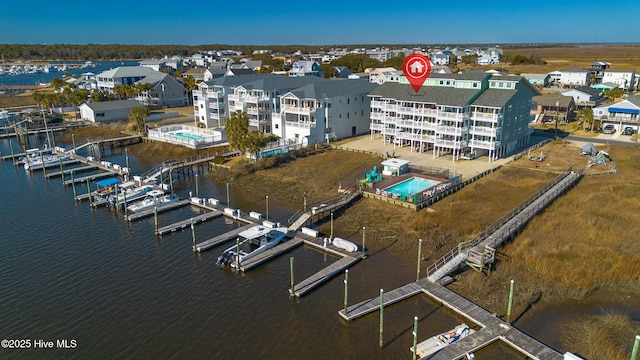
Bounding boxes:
27 159 80 171
63 171 119 186
289 255 360 297
238 237 304 272
125 199 191 222
338 279 564 360
155 210 223 235
46 165 98 178
193 224 255 252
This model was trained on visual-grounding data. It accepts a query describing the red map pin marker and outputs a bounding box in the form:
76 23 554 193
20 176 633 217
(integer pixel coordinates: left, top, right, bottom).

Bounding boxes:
402 53 432 93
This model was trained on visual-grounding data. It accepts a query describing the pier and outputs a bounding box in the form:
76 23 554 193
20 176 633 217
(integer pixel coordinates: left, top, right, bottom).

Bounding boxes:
339 280 564 359
155 210 223 235
193 224 255 252
47 165 98 178
238 237 304 271
25 159 80 171
63 171 119 186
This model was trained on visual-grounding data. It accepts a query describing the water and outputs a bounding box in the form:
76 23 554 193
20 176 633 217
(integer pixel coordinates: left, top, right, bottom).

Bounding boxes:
385 177 439 197
0 135 477 359
0 61 139 87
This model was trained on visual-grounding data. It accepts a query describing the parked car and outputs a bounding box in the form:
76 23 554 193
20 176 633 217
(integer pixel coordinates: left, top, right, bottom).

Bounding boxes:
602 124 616 134
622 126 636 135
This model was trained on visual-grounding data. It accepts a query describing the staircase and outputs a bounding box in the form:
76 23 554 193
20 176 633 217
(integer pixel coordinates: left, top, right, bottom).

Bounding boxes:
288 212 311 232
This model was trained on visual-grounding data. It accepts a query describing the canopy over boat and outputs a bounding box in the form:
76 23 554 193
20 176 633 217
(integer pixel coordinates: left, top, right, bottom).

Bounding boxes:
96 177 121 187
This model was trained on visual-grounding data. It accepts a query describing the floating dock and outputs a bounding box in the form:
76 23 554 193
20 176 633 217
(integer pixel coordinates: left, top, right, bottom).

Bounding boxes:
27 159 80 171
156 210 223 235
47 165 98 178
338 279 564 360
125 199 192 222
63 171 119 186
238 237 304 272
193 224 255 252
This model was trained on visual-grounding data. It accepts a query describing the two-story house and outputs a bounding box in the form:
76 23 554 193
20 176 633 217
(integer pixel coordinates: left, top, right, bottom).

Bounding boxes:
368 72 538 162
288 60 324 77
95 66 189 108
602 69 636 91
561 86 602 107
593 94 640 132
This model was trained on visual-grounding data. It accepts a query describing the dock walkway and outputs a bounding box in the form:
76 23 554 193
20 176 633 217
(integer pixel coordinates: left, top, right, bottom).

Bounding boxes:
238 238 304 271
193 224 255 252
27 159 80 171
156 210 222 235
63 171 118 186
290 254 360 297
47 165 98 178
339 279 563 360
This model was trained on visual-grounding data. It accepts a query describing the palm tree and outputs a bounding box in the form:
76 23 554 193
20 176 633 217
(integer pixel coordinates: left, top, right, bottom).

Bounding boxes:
225 110 249 154
576 107 595 132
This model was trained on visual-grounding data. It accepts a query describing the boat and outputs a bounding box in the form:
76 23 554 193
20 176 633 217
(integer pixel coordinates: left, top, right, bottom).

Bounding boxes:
127 190 180 213
410 323 474 358
217 225 289 268
332 237 358 252
108 182 154 208
93 177 121 200
24 153 70 170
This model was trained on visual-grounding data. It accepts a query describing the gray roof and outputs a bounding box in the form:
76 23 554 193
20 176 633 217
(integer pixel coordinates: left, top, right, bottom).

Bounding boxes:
573 86 601 97
205 74 327 91
287 78 378 99
97 66 158 78
472 88 516 108
368 82 480 107
428 72 490 82
83 100 141 111
226 68 256 76
532 94 574 108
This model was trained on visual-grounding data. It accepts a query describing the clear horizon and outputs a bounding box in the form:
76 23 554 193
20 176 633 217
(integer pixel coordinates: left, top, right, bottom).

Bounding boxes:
1 1 639 46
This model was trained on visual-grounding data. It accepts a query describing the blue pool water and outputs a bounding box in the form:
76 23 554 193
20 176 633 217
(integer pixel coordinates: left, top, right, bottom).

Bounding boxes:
175 132 203 141
385 177 439 197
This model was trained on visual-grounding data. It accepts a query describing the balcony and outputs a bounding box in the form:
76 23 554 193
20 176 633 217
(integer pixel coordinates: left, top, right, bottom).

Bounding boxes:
437 125 468 136
435 139 464 149
370 112 385 120
209 101 225 110
469 139 501 150
471 111 500 122
370 123 385 131
438 111 464 120
470 126 501 137
282 105 316 115
396 132 435 142
285 120 316 129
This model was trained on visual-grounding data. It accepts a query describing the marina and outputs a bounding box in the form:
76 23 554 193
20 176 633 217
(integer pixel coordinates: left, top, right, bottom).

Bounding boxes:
125 199 192 221
155 209 223 235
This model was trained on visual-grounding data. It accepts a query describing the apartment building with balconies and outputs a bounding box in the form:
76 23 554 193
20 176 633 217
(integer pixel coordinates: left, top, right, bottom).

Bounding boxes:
272 79 378 145
368 72 538 161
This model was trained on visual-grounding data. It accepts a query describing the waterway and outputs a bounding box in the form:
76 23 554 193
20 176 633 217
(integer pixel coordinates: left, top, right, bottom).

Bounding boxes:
0 133 542 359
0 61 139 87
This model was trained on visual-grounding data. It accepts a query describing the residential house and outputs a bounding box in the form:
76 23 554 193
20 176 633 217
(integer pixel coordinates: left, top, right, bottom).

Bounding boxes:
369 72 539 162
273 78 378 145
95 66 189 108
139 59 169 73
602 69 636 91
369 68 403 84
288 60 323 77
224 68 256 77
591 82 620 92
431 53 449 66
530 93 575 124
243 60 263 72
561 86 601 107
79 100 141 123
593 94 640 132
521 73 550 87
559 68 590 87
589 61 610 84
334 66 353 78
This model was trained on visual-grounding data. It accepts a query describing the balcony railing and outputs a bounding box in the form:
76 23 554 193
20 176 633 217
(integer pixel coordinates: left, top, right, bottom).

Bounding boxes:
285 120 316 129
370 123 385 131
437 125 468 136
370 112 385 120
438 111 464 120
435 139 464 149
209 102 225 110
470 126 501 137
471 112 500 121
396 132 435 142
469 139 501 150
282 105 316 115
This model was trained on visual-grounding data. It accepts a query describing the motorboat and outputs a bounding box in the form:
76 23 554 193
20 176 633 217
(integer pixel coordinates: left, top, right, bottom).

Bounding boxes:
93 177 121 200
217 225 289 268
410 323 474 358
109 182 154 208
127 190 179 213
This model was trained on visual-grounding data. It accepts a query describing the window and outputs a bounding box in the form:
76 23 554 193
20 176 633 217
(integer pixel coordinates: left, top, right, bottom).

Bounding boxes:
275 124 279 129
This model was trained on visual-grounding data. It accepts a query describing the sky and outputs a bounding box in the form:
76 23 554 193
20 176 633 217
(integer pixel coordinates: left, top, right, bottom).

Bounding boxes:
1 0 639 45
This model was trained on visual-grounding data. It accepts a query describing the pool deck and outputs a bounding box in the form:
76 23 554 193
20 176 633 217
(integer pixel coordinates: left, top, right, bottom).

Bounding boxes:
363 173 447 199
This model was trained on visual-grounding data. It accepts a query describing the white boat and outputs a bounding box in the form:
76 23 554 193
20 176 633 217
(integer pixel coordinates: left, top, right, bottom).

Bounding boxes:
127 190 180 213
109 182 154 208
217 225 289 268
24 153 70 170
332 237 358 252
410 323 474 358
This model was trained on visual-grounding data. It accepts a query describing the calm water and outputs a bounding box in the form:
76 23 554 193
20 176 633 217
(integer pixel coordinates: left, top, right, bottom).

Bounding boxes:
1 134 498 360
0 61 139 87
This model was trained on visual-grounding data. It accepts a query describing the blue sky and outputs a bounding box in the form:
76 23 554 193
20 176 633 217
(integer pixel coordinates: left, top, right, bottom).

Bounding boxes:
1 0 638 45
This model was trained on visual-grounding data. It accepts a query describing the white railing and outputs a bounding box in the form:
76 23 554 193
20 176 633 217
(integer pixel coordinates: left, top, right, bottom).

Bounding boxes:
437 126 468 136
470 126 501 137
471 112 500 121
282 105 315 115
370 112 385 120
438 111 464 120
469 139 501 149
435 139 464 149
370 123 385 131
285 120 316 129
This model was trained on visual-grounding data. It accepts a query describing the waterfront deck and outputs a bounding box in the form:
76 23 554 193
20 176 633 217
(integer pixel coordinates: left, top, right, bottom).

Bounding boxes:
125 199 191 222
155 210 223 235
290 254 360 297
63 171 119 186
46 165 98 178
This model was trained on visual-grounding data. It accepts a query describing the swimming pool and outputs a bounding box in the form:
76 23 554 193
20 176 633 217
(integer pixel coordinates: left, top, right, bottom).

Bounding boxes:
384 177 440 197
174 132 204 141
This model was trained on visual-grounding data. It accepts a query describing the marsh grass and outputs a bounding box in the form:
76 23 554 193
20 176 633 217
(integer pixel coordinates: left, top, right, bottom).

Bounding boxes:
563 311 639 360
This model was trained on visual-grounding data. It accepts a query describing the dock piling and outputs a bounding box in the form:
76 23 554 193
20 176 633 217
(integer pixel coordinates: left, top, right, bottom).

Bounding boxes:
236 237 240 269
190 218 196 245
631 334 640 360
417 239 422 281
71 171 77 198
59 159 64 184
123 190 128 216
289 257 294 296
412 316 418 360
362 226 366 260
507 279 515 323
343 269 348 313
330 212 334 240
9 141 14 162
125 148 129 170
266 195 269 221
379 288 384 349
226 182 230 207
71 134 76 154
154 207 158 233
86 179 91 206
195 174 199 198
40 151 47 177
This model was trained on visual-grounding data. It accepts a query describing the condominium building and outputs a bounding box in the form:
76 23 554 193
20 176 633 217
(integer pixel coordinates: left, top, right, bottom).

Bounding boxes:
368 73 539 161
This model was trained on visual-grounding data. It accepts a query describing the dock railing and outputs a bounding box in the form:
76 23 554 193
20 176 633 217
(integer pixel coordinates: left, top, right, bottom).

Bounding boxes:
426 168 577 279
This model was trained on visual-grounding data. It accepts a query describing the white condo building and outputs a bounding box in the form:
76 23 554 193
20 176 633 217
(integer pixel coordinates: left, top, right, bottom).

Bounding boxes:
368 73 539 161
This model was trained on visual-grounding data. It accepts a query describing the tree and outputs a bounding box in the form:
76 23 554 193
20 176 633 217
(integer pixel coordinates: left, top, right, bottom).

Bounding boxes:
331 53 381 73
382 52 405 70
127 106 150 133
602 88 625 103
461 54 479 65
576 107 595 132
244 130 267 160
49 77 66 90
319 63 337 78
183 75 197 105
224 110 249 154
